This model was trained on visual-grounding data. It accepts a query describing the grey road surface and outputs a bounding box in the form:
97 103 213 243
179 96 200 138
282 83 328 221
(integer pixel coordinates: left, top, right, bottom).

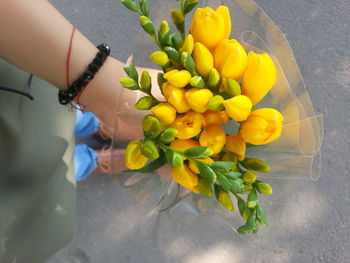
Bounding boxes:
48 0 350 262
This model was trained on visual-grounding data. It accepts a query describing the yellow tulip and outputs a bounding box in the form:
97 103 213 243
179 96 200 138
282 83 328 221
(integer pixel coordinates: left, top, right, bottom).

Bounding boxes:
163 69 192 88
192 42 214 78
223 95 252 122
172 164 199 190
171 111 205 139
181 34 194 54
225 134 246 161
214 39 248 80
162 83 191 113
191 6 231 50
150 102 176 125
185 88 213 113
125 141 148 170
242 52 277 105
189 158 214 174
203 110 229 127
240 108 284 145
199 126 226 155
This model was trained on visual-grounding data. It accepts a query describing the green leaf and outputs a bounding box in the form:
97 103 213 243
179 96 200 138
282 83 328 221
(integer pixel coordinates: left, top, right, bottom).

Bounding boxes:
184 146 211 158
217 174 232 193
210 162 234 172
226 171 242 180
123 151 166 173
256 202 268 226
123 64 138 81
196 161 216 184
236 195 247 217
165 149 183 169
244 213 257 233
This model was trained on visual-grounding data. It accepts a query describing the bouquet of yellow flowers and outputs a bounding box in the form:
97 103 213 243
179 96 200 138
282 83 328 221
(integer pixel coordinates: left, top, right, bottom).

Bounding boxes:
115 0 323 236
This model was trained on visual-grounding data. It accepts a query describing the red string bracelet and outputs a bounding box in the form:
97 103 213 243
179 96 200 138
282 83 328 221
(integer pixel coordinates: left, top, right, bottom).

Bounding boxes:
66 25 76 89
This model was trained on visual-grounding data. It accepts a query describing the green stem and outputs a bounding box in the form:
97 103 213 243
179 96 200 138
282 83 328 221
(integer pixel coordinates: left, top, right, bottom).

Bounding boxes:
151 34 162 49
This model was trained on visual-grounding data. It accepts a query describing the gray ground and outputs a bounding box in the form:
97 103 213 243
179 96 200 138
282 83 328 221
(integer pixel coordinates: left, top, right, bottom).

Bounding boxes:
48 0 350 262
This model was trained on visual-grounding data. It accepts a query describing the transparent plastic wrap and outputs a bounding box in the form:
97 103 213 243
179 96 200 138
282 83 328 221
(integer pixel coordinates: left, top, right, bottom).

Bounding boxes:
110 0 323 255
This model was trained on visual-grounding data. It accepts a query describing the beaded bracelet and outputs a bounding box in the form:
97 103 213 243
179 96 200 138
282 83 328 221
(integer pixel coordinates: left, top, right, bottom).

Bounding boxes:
58 43 111 105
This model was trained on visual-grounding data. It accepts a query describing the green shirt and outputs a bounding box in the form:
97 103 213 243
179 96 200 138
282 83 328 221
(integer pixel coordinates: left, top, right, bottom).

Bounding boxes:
0 60 76 263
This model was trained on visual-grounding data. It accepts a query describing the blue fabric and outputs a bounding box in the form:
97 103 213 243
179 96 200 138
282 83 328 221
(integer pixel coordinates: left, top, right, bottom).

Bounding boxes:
74 144 98 181
74 111 100 137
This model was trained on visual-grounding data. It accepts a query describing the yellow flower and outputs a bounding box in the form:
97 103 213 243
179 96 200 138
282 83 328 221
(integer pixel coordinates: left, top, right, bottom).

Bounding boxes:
225 134 246 161
171 111 205 139
125 141 148 170
192 42 214 78
223 95 252 122
214 39 248 80
199 126 226 155
185 88 213 113
189 158 214 174
191 6 231 50
162 83 191 113
171 139 200 151
163 69 192 88
172 164 199 190
150 102 176 125
242 52 277 105
203 110 228 127
181 34 194 54
240 108 284 145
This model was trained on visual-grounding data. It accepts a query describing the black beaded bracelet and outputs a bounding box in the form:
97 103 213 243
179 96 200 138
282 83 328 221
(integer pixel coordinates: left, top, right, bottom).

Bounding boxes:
58 43 111 105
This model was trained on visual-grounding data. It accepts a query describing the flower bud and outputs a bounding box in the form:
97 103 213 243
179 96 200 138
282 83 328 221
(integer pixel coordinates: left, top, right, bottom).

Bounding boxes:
191 6 231 50
192 42 214 78
172 164 199 190
243 171 257 184
181 34 194 54
196 177 213 196
142 115 162 138
190 76 205 88
242 52 277 105
141 140 159 160
125 141 148 170
240 108 284 145
256 181 273 195
214 39 248 80
189 158 214 174
223 95 252 122
226 78 241 97
170 9 184 24
164 69 191 88
139 16 155 35
183 0 199 14
134 96 156 110
240 158 270 173
230 179 244 193
162 83 191 113
171 33 182 50
119 77 139 90
207 68 221 90
225 134 246 161
164 47 181 62
149 51 170 67
221 152 237 163
123 64 138 81
243 184 253 193
199 126 226 155
181 52 196 75
208 95 224 111
247 189 258 208
185 88 213 113
159 128 178 144
184 146 213 158
171 111 205 139
139 0 150 16
215 185 234 211
150 103 176 125
158 20 170 44
121 0 139 12
140 71 151 92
